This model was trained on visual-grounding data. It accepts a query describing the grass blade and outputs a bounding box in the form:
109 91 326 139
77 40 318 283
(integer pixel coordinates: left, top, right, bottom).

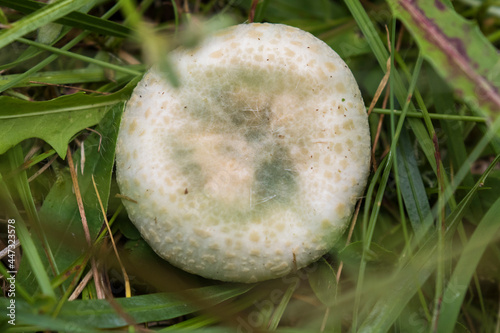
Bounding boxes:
396 126 433 234
0 0 88 50
436 196 500 332
2 147 56 300
268 280 297 330
344 0 438 175
358 154 500 332
0 2 124 93
0 175 34 303
0 0 132 38
15 37 142 76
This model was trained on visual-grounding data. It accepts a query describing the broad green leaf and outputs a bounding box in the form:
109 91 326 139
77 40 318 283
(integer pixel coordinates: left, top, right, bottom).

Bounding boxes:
0 0 132 38
16 104 124 294
339 241 397 270
0 0 88 50
396 126 432 234
118 216 142 241
0 284 252 329
121 238 202 290
387 0 500 124
307 258 337 307
0 86 132 158
44 104 123 266
15 313 102 333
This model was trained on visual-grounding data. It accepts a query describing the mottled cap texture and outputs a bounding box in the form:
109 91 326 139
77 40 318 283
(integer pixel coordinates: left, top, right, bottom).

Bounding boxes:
115 23 371 283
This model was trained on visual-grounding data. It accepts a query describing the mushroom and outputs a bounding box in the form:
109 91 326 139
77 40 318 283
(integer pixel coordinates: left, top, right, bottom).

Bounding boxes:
115 23 371 283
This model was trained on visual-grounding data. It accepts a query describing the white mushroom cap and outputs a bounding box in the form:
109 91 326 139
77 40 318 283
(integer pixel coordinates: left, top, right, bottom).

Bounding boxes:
115 23 371 283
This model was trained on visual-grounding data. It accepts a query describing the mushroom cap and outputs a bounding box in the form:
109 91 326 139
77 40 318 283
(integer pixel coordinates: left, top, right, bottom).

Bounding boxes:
116 23 371 283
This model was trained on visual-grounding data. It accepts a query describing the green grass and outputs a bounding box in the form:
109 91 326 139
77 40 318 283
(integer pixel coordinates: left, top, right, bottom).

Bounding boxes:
1 0 500 332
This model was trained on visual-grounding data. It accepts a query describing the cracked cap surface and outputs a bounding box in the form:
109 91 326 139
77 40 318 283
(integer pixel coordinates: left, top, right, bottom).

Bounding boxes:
115 23 371 282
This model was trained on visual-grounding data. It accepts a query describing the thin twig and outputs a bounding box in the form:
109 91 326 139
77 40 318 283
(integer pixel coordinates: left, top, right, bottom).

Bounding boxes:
92 175 131 298
24 140 43 162
85 128 103 152
371 89 390 172
371 24 395 171
68 269 93 301
28 81 111 95
0 239 20 259
367 57 390 116
395 25 405 53
367 26 392 116
67 147 105 299
115 193 138 203
194 0 201 13
80 141 85 175
320 307 330 332
28 155 58 182
249 0 259 23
